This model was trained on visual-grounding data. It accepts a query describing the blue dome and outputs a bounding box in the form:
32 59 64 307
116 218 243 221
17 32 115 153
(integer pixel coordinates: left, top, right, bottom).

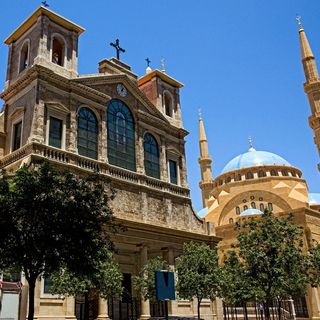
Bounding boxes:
222 148 291 173
240 208 263 216
309 193 320 205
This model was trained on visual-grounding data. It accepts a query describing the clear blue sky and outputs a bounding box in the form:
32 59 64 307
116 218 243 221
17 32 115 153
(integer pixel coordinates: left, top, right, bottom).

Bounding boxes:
1 0 320 212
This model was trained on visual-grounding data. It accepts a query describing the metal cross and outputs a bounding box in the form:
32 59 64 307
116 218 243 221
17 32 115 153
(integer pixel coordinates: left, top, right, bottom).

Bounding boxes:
198 108 202 120
41 1 49 7
145 58 151 67
110 39 125 60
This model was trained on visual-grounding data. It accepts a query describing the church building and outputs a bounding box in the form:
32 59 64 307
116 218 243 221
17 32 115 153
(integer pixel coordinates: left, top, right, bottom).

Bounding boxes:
198 18 320 320
0 6 220 320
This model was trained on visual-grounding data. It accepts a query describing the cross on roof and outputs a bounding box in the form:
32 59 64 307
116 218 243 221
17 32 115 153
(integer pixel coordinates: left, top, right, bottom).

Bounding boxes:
296 15 303 30
41 1 49 7
145 58 151 67
110 39 125 60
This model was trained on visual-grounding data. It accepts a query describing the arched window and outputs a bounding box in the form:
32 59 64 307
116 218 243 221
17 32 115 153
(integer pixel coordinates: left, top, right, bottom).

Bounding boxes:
144 133 160 179
243 205 248 211
77 107 98 159
164 92 173 117
226 176 231 183
251 202 256 209
258 170 266 178
270 169 277 176
237 174 242 181
260 203 265 212
229 218 234 224
107 99 136 171
19 40 29 73
281 170 288 176
236 207 240 215
246 172 254 179
52 36 65 66
268 203 273 211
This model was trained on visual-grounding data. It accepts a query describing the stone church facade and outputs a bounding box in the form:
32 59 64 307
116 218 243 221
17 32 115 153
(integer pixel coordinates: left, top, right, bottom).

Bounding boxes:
0 6 220 320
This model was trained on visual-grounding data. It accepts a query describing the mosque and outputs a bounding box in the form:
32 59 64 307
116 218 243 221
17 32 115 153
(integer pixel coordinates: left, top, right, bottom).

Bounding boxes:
197 17 320 320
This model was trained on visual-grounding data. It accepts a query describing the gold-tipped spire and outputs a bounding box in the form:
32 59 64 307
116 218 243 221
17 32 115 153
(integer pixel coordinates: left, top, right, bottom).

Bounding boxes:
298 16 319 81
161 58 166 73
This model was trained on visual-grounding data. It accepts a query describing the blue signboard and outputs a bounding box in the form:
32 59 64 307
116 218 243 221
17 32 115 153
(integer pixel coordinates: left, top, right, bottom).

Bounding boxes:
155 271 175 301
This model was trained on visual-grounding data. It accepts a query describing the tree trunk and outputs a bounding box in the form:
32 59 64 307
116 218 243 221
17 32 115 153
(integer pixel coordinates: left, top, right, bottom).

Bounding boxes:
27 276 36 320
264 298 271 320
197 298 202 320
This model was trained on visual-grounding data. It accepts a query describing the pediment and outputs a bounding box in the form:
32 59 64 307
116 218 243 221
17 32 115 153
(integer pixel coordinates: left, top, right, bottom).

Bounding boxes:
73 74 169 124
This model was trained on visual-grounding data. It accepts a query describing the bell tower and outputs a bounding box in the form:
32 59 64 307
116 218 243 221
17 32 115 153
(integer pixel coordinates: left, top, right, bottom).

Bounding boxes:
138 65 184 128
298 17 320 171
4 6 84 88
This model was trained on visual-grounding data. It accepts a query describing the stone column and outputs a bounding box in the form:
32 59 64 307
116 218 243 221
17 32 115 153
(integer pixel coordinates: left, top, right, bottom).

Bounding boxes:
306 286 320 320
140 245 150 320
166 247 178 317
96 297 110 320
137 126 145 175
160 137 168 182
99 109 107 162
68 101 77 153
65 296 76 320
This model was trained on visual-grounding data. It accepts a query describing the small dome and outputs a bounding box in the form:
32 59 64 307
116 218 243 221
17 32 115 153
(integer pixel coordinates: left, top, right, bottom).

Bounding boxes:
240 208 263 216
309 193 320 205
222 148 291 173
197 207 208 218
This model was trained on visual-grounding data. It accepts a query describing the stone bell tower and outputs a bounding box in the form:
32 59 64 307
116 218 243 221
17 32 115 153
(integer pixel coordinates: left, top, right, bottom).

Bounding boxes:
4 5 84 88
298 17 320 172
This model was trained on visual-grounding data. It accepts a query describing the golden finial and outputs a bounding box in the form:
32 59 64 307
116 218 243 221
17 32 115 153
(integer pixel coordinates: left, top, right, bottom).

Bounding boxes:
198 108 202 120
296 15 304 31
161 58 166 73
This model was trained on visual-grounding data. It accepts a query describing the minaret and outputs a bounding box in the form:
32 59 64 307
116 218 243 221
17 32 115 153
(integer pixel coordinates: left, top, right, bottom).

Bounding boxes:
298 17 320 171
198 110 213 208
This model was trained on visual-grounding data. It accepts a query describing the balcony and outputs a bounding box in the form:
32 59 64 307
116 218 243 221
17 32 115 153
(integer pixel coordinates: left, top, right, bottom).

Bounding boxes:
0 143 190 199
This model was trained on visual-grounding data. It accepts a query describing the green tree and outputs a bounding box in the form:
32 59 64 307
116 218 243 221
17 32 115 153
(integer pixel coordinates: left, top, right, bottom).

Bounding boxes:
0 162 116 320
222 211 311 319
132 256 170 302
49 251 122 320
308 242 320 287
176 242 220 320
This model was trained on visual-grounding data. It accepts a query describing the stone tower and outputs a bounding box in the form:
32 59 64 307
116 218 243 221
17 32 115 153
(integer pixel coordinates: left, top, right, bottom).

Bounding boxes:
198 113 213 207
298 17 320 171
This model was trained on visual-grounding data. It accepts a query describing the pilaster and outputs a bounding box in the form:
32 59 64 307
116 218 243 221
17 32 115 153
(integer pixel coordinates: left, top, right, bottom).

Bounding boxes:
139 244 150 320
160 136 168 182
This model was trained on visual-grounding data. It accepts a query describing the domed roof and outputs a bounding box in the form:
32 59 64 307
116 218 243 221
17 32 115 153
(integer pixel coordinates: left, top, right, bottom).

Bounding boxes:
221 147 291 173
240 208 263 216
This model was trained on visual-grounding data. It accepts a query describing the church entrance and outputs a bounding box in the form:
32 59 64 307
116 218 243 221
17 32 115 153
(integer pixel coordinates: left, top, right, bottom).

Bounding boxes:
108 273 141 320
75 293 98 320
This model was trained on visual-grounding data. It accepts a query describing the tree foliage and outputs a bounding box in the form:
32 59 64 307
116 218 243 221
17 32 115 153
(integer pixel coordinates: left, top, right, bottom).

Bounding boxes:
132 256 170 302
49 251 123 300
0 162 116 320
221 211 313 318
176 242 220 320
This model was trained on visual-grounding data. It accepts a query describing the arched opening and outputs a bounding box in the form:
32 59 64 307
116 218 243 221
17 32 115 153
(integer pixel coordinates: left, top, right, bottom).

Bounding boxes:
281 170 288 176
260 203 265 212
236 207 240 215
19 41 29 73
77 107 99 160
251 202 256 209
258 170 266 178
246 172 253 179
52 37 65 66
164 92 173 117
268 203 273 211
270 169 278 176
107 99 136 171
229 218 234 224
243 205 248 211
144 133 160 179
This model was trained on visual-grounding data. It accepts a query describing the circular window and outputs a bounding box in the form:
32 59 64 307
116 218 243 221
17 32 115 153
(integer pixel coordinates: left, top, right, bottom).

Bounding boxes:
259 197 263 201
250 196 255 200
243 199 247 203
